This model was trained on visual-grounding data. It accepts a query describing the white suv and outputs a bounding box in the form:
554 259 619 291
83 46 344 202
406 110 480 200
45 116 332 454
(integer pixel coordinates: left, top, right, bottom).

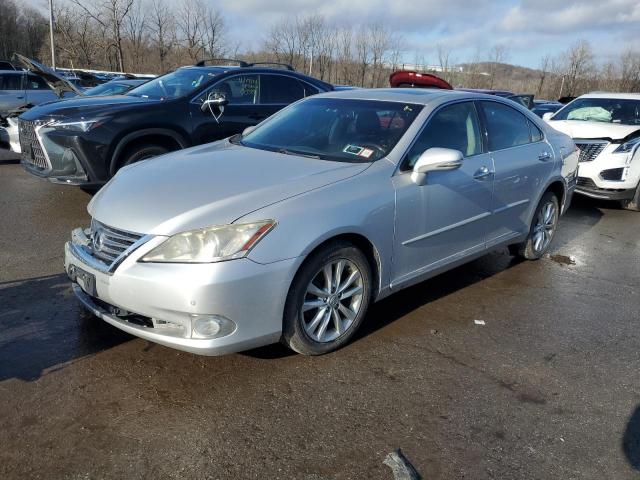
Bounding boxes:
545 93 640 211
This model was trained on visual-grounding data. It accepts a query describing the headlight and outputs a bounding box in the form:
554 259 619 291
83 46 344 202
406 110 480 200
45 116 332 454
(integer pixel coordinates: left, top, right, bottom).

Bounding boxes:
47 118 104 132
614 136 640 154
140 220 276 263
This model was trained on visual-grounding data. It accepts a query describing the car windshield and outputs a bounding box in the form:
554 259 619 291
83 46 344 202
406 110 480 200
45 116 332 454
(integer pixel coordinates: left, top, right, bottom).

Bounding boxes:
127 68 214 100
238 97 423 162
553 97 640 125
84 82 133 96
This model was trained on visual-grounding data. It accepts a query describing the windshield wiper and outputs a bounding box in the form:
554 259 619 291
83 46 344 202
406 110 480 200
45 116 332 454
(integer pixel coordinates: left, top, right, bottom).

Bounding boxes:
277 148 321 159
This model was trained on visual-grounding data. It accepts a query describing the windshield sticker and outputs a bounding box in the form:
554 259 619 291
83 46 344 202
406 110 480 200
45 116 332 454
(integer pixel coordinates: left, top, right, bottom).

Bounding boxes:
343 145 364 156
343 145 374 158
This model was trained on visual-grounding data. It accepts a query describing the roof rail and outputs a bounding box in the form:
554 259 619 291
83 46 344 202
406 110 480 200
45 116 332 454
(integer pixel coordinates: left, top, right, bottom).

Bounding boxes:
195 58 248 67
246 62 294 71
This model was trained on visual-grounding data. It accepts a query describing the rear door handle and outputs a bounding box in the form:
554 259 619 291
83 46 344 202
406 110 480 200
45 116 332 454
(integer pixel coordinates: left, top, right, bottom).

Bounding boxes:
538 151 552 161
473 165 494 180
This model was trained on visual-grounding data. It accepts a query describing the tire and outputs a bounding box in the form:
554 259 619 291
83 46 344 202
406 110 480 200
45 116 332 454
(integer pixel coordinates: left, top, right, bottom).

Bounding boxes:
509 191 560 260
282 241 373 355
119 143 169 169
620 183 640 212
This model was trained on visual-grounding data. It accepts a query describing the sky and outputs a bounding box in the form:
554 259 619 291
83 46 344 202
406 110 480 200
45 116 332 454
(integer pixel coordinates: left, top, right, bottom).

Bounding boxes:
26 0 640 68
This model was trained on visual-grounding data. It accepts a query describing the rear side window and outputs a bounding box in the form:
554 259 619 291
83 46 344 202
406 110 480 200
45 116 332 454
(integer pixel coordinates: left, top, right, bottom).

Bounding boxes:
481 101 532 151
261 75 306 104
0 74 22 90
528 119 544 142
26 75 51 90
403 101 483 170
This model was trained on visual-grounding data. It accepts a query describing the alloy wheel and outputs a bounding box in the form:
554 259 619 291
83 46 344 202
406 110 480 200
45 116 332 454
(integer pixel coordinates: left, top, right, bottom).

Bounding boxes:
532 201 558 253
301 259 364 343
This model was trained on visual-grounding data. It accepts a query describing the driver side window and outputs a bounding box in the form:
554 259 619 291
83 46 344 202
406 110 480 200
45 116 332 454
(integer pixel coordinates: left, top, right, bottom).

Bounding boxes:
198 74 260 105
403 101 483 170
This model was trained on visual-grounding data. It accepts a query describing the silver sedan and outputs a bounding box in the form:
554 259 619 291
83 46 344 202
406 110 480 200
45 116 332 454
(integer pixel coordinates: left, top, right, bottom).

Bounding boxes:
65 88 579 355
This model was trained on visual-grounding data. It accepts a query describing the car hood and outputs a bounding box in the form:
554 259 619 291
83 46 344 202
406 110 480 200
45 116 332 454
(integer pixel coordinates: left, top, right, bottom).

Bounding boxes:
13 54 83 98
89 141 370 236
19 94 158 120
548 120 640 141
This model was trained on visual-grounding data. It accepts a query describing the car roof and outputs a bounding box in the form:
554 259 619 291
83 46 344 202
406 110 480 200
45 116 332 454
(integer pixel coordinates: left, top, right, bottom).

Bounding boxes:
579 92 640 100
175 64 333 89
318 87 494 105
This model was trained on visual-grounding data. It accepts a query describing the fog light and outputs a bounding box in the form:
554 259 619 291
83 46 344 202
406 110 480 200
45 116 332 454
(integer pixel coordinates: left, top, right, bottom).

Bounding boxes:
190 314 235 339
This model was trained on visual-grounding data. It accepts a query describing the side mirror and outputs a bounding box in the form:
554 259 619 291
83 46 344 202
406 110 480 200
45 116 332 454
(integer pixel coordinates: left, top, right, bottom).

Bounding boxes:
411 147 463 185
242 125 257 137
542 112 554 121
201 96 228 113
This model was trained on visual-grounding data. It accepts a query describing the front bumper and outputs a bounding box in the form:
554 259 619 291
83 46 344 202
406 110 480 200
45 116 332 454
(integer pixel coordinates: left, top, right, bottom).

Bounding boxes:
64 236 297 355
575 146 639 201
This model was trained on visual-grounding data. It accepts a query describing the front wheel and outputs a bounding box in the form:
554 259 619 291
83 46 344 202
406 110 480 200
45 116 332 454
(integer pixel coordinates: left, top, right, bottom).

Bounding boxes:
509 191 559 260
282 241 372 355
620 183 640 212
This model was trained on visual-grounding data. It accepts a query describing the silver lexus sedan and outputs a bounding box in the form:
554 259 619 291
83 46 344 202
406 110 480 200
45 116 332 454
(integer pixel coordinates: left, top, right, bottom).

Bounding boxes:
65 89 579 356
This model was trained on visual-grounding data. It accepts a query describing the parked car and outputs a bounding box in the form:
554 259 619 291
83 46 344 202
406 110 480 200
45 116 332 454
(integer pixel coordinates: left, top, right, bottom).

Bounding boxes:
389 70 453 89
0 60 16 71
19 60 333 187
457 88 535 109
0 66 79 116
64 88 578 356
545 92 640 210
532 100 563 118
2 78 147 153
82 78 148 96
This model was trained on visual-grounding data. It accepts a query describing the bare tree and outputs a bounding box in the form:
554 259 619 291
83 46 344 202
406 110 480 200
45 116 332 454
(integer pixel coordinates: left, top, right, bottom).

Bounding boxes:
354 25 371 87
561 40 594 96
536 54 550 96
620 49 640 92
488 44 509 88
71 0 135 72
123 0 148 69
148 0 175 72
176 0 206 62
203 5 226 58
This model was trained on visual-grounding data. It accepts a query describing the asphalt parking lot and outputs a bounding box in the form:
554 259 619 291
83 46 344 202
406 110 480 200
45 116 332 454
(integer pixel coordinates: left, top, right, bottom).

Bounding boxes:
1 153 639 479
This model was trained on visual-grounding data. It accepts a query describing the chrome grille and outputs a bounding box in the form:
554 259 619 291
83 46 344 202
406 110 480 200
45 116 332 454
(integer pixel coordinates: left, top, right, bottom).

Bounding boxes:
18 119 49 170
90 220 144 265
575 141 607 163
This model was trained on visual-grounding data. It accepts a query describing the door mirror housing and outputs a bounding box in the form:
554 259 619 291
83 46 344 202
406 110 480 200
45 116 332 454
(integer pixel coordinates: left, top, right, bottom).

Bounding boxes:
542 112 554 121
242 125 257 137
201 95 228 113
411 147 463 185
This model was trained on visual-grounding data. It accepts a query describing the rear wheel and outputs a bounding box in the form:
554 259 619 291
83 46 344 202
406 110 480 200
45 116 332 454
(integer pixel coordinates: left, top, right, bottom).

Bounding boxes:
620 183 640 212
282 241 372 355
509 191 559 260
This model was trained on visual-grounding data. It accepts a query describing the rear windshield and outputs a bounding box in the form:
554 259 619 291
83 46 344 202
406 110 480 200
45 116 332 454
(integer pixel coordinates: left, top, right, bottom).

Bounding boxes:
239 97 423 163
553 97 640 125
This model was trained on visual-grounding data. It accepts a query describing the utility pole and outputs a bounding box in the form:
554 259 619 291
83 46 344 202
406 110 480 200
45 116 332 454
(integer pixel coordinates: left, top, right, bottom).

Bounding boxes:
48 0 56 69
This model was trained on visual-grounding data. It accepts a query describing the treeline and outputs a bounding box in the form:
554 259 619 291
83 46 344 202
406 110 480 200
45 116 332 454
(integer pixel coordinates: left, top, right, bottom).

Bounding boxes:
1 0 639 99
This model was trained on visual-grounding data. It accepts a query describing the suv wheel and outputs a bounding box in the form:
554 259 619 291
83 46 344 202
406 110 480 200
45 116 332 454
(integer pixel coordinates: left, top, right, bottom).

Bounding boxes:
282 241 372 355
509 191 559 260
120 143 169 168
620 183 640 212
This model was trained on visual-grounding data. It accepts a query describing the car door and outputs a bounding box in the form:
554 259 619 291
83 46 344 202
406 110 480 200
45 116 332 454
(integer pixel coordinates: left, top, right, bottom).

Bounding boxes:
0 72 26 113
23 73 59 106
479 100 554 245
392 101 494 285
189 73 261 144
259 73 318 120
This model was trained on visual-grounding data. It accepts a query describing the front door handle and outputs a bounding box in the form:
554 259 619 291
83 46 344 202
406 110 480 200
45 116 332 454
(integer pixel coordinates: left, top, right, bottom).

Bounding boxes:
538 151 552 161
473 165 493 180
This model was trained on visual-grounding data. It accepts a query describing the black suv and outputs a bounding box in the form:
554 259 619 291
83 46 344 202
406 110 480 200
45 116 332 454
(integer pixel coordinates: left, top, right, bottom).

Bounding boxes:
18 60 333 187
